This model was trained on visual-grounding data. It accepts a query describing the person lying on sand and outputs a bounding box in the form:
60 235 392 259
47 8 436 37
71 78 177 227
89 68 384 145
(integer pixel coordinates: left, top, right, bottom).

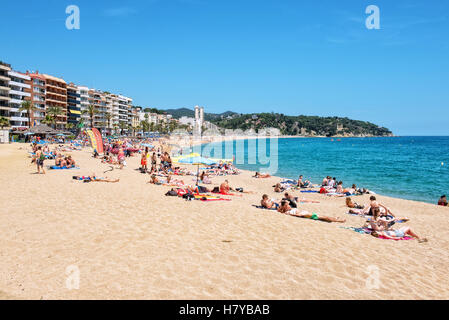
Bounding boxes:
274 183 285 193
73 174 119 183
254 172 271 178
261 194 279 209
346 197 364 209
148 174 162 185
277 201 346 223
371 227 427 243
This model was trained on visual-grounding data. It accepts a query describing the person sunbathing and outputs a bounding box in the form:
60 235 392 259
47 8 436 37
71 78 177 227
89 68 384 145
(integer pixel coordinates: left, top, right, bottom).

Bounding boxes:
148 174 162 185
261 194 279 209
297 175 311 188
66 156 76 168
277 201 346 223
369 196 395 217
283 192 298 208
438 195 448 206
254 172 271 178
346 197 364 209
73 174 119 183
274 183 285 193
335 181 344 194
220 180 232 193
371 227 427 243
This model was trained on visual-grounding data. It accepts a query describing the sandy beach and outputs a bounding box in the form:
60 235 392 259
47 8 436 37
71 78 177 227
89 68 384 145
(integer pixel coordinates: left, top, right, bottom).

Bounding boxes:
1 142 449 300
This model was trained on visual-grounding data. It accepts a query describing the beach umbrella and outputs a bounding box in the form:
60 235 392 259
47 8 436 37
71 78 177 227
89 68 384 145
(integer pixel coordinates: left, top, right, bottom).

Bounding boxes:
178 156 217 186
178 156 217 166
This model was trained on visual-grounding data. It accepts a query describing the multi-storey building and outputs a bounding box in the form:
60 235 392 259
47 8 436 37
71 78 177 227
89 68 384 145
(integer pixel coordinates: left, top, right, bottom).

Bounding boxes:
67 83 81 127
131 106 141 131
117 95 132 128
8 70 31 128
0 62 11 121
77 85 90 126
105 93 119 132
43 74 67 129
89 89 108 130
28 72 46 126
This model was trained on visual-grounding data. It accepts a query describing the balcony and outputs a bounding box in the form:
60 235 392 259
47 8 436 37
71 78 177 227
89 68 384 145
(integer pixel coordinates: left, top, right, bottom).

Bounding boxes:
10 116 28 121
9 80 31 89
10 89 31 97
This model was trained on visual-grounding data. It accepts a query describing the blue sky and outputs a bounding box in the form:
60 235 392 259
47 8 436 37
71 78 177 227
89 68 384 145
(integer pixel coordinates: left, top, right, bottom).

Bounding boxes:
1 0 448 135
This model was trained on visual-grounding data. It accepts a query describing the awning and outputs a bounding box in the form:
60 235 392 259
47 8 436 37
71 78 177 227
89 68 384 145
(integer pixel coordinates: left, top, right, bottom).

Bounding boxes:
69 110 81 114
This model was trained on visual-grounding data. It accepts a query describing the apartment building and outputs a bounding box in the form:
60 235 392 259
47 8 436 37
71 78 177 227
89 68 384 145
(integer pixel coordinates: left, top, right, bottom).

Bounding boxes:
0 62 11 121
117 95 132 127
28 72 46 126
78 85 90 125
89 89 109 130
67 83 81 126
131 106 142 130
104 93 119 131
43 74 67 129
8 70 31 128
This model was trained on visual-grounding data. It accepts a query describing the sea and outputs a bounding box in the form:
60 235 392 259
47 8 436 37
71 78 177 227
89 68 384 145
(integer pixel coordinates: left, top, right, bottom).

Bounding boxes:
195 136 449 204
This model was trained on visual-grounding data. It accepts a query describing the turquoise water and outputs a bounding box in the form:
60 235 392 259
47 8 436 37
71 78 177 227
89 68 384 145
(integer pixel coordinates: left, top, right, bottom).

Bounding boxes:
198 136 449 204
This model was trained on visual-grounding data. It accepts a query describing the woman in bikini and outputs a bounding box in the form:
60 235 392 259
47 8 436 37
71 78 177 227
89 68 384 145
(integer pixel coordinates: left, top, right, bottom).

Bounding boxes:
277 201 346 223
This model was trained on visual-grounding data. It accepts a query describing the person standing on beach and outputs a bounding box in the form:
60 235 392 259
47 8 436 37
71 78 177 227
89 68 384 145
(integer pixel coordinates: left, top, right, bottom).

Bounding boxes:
35 146 46 174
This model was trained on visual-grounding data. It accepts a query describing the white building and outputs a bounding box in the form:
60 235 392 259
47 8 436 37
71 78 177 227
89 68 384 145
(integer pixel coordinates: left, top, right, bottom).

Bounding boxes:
8 70 31 128
78 86 90 125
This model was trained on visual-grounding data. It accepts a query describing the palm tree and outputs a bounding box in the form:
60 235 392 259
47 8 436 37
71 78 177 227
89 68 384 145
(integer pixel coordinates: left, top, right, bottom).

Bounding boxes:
128 124 135 137
113 123 119 135
19 101 37 128
82 105 97 129
41 114 53 126
119 122 127 135
66 123 75 132
46 107 63 129
136 124 142 136
105 113 113 134
0 116 10 129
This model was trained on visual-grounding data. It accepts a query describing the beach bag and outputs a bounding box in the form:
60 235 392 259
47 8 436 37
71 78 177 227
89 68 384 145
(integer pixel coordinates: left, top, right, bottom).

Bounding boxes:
165 189 178 196
212 186 220 193
182 193 194 201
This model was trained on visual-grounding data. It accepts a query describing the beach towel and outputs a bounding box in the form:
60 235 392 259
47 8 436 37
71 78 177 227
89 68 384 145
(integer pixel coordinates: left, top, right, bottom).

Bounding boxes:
49 166 80 170
377 235 413 241
194 195 231 202
340 226 373 234
252 205 277 211
300 190 319 193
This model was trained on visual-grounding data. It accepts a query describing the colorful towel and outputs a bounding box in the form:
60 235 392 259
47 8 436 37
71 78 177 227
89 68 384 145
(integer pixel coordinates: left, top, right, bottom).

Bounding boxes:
49 166 80 170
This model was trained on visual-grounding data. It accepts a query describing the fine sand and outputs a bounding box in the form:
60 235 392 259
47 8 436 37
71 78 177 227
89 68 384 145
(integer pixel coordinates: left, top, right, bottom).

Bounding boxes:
1 142 448 300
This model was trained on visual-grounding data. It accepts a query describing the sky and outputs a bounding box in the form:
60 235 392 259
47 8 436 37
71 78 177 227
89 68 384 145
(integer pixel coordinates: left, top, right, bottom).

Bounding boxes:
1 0 448 135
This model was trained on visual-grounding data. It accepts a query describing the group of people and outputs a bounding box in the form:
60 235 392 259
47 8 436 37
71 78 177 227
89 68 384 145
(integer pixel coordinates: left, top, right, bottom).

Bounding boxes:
31 142 77 173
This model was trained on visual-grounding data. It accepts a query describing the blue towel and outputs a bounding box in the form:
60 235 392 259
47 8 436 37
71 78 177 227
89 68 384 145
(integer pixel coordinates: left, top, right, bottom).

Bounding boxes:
49 166 80 170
